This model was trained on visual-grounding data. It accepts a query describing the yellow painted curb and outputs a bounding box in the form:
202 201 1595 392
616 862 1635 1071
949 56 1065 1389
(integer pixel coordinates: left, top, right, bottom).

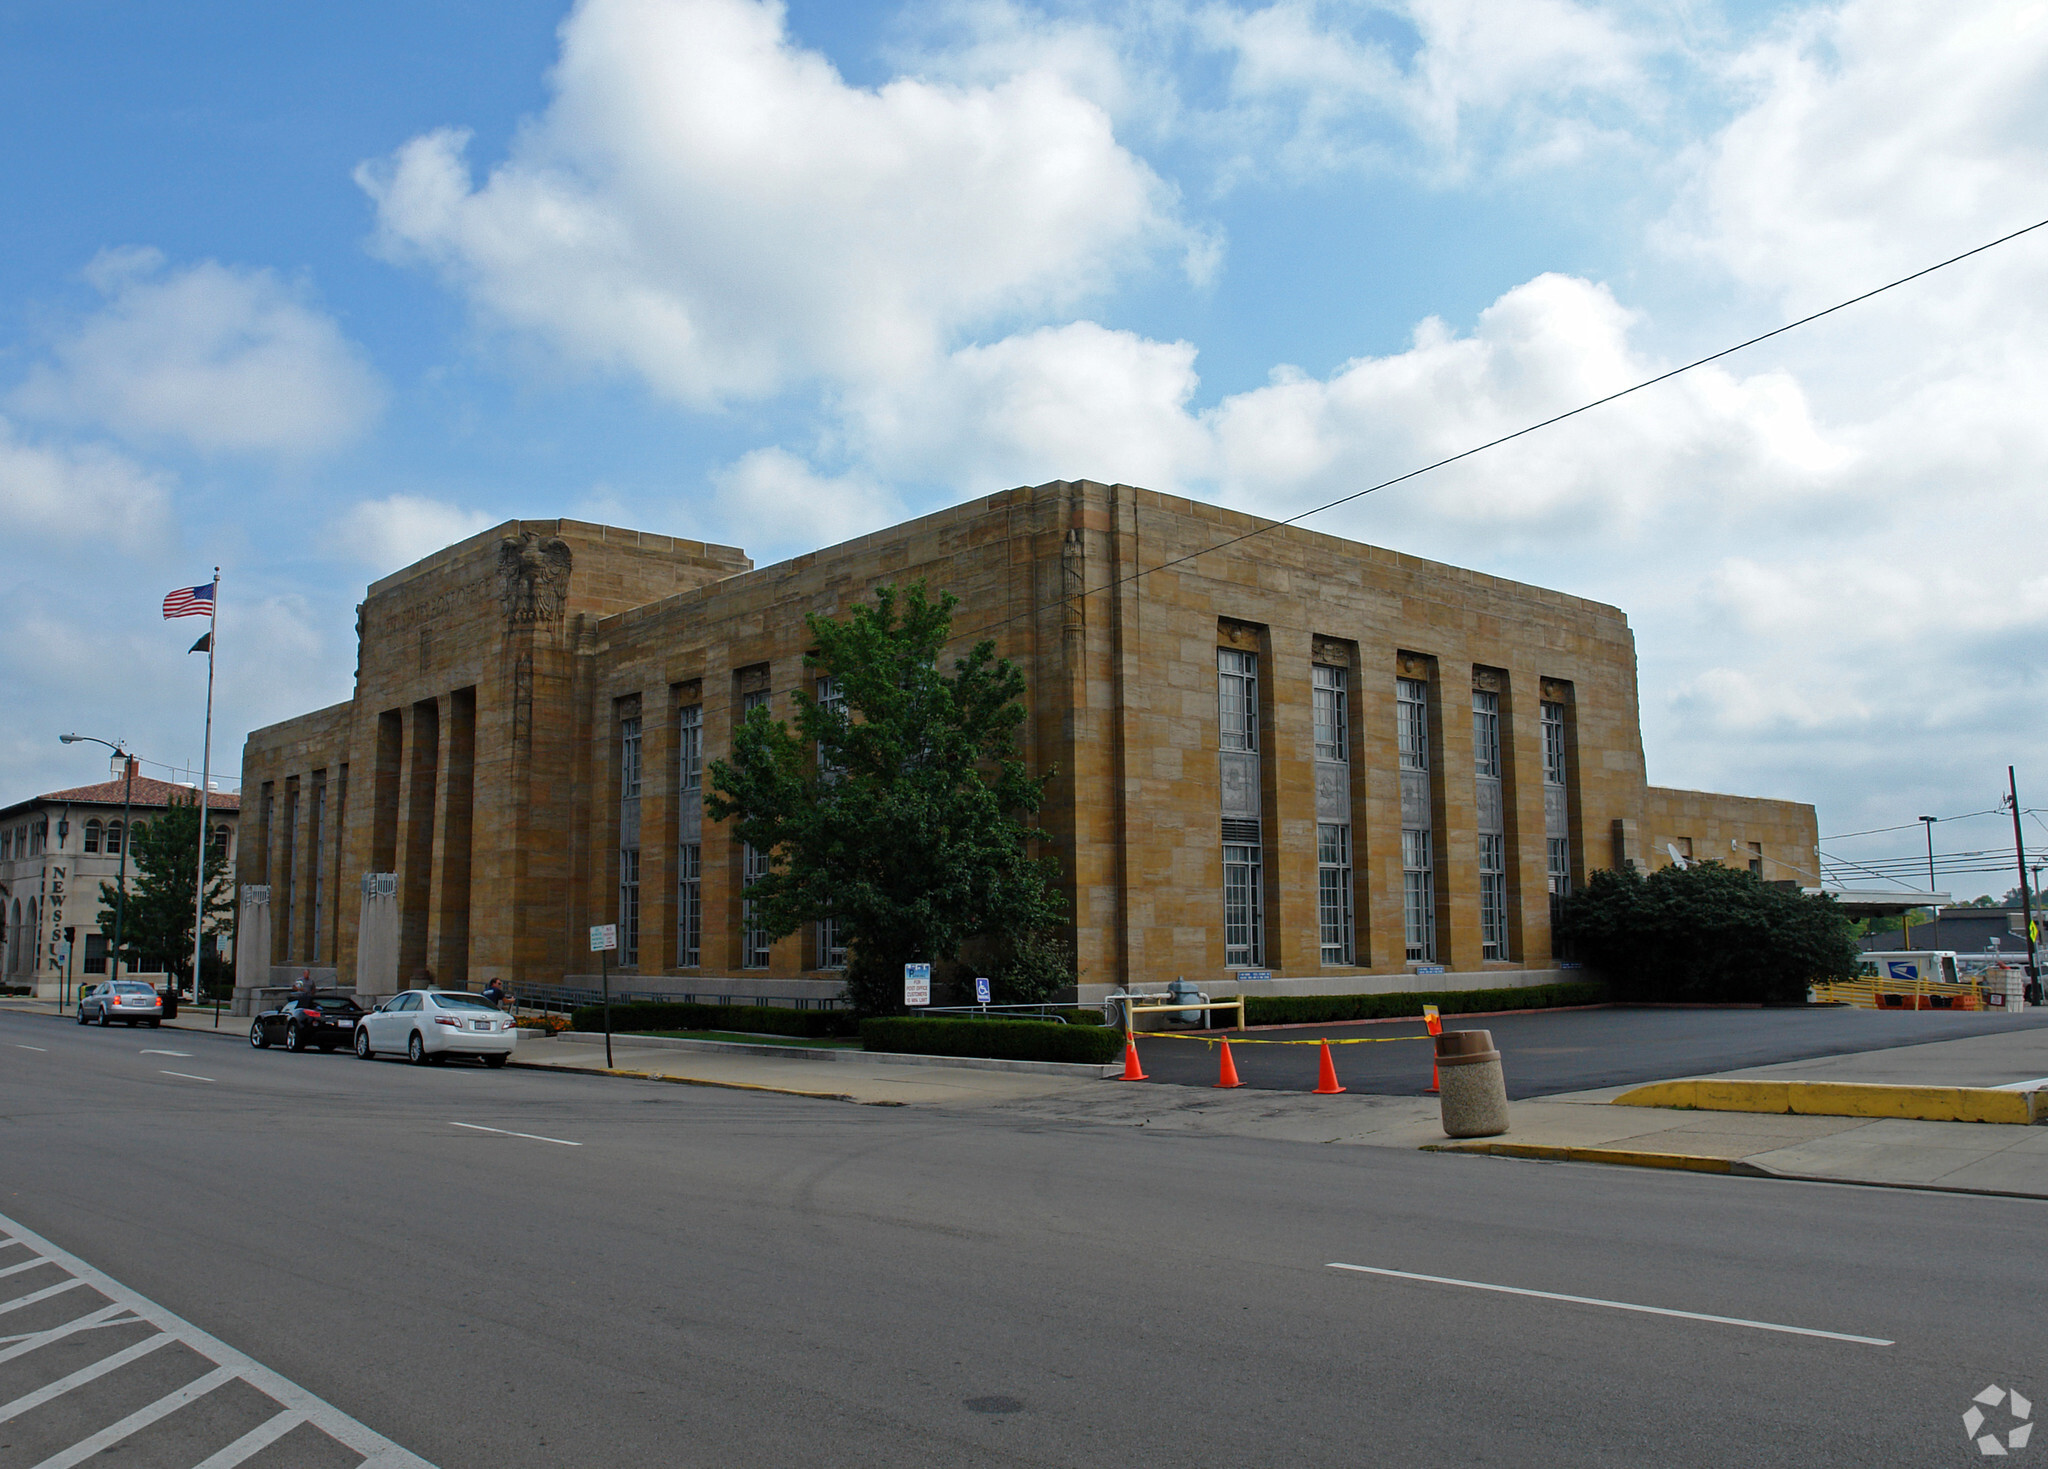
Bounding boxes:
1613 1079 2046 1125
1426 1141 1736 1173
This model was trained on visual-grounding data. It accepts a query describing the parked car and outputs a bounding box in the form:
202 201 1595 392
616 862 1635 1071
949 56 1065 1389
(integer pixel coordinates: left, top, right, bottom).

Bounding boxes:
249 994 366 1052
355 990 518 1067
77 981 162 1027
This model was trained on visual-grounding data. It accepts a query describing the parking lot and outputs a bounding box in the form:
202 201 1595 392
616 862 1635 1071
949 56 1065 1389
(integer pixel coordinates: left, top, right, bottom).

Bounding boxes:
1129 1003 2048 1097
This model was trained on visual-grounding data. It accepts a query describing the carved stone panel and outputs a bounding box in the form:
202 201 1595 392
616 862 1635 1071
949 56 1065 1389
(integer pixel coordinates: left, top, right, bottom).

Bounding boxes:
1219 752 1261 818
1400 769 1430 829
498 532 572 627
1476 777 1503 834
1315 761 1349 820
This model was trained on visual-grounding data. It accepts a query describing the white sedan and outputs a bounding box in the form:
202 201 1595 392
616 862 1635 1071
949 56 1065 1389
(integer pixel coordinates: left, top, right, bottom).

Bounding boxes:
354 990 518 1067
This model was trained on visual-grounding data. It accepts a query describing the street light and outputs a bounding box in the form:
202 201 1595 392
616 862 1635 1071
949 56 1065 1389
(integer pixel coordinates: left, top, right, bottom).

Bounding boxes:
60 734 134 987
1919 816 1939 950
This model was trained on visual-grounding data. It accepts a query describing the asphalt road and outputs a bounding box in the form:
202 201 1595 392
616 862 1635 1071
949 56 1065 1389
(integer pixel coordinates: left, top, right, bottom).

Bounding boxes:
1130 1004 2048 1096
5 1007 2046 1467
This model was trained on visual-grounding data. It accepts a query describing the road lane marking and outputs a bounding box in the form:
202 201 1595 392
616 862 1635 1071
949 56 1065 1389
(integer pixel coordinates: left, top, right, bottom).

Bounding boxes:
0 1255 52 1280
140 1049 193 1057
0 1331 172 1422
0 1279 85 1317
14 1044 47 1051
160 1070 215 1083
449 1121 581 1146
0 1209 435 1465
1325 1263 1894 1346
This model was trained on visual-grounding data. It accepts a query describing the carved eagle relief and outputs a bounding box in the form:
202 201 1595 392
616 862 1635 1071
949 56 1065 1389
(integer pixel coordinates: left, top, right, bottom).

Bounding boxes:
498 532 573 626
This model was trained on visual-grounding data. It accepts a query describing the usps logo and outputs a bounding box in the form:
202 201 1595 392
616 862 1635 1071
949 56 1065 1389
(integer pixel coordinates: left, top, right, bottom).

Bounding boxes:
1887 961 1921 981
1964 1384 2032 1456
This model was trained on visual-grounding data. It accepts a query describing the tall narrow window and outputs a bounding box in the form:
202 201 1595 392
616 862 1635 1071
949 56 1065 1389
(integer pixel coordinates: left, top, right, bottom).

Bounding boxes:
619 716 643 800
1218 644 1264 968
818 916 847 970
677 843 701 967
618 847 641 967
677 702 703 968
1317 822 1353 965
1312 665 1348 762
1397 675 1435 963
1219 650 1258 752
677 706 703 792
1473 688 1507 961
83 820 101 854
1312 657 1353 965
816 676 845 782
1541 696 1573 942
104 821 123 858
1223 842 1263 966
741 844 772 968
742 687 770 717
619 714 642 967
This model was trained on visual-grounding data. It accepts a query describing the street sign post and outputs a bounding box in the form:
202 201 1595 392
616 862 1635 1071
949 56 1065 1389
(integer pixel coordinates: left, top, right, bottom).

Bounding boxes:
590 924 618 1067
904 963 931 1008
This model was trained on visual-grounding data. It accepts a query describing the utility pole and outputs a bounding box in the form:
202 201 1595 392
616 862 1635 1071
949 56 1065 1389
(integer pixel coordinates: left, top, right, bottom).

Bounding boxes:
2010 767 2040 1005
1919 816 1939 950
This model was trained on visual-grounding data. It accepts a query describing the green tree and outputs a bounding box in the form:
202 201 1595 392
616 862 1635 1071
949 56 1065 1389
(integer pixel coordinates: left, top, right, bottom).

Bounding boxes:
706 581 1066 1015
97 799 233 994
1557 860 1860 1004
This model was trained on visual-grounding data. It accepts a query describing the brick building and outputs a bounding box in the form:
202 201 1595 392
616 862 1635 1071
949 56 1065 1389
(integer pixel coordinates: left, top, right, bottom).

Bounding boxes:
237 480 1817 1007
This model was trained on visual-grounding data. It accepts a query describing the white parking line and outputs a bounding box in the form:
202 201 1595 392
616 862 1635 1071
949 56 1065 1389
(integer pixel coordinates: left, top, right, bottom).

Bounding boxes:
160 1071 215 1083
449 1121 581 1146
0 1210 435 1466
14 1044 47 1051
141 1049 194 1057
1326 1263 1894 1346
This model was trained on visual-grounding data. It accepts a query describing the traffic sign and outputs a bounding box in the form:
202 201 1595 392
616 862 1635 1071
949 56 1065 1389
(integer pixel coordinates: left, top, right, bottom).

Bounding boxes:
974 976 991 1005
590 924 618 952
904 962 931 1007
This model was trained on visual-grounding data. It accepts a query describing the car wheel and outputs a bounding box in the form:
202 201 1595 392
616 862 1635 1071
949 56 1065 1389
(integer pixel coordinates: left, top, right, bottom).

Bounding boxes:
77 1007 87 1025
483 1053 508 1069
249 1020 269 1049
284 1024 303 1053
354 1028 374 1060
98 1009 110 1027
407 1031 428 1066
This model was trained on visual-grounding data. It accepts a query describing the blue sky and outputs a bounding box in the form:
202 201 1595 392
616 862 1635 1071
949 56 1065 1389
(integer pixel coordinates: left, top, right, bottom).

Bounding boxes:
4 0 2046 894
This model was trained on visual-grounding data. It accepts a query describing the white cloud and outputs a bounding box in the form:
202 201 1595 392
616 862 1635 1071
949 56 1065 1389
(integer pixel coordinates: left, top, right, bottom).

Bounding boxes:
359 0 1189 408
331 495 497 574
13 248 385 456
0 418 176 552
711 448 905 555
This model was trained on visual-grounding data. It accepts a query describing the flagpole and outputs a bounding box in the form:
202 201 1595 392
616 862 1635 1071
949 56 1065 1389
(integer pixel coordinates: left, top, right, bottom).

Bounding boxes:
191 570 218 1019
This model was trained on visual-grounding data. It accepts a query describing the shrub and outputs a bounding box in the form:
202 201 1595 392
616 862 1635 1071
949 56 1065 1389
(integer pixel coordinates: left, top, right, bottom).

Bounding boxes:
571 1001 857 1039
861 1016 1123 1064
517 1013 570 1033
1242 980 1608 1026
1558 861 1860 1004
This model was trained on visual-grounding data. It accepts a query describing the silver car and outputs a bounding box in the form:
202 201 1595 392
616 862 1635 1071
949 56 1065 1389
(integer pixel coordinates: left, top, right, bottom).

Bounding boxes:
354 990 518 1067
77 981 163 1028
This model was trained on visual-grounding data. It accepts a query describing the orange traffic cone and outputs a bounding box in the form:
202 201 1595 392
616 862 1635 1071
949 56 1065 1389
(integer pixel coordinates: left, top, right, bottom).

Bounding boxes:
1121 1035 1148 1081
1427 1058 1439 1094
1213 1037 1243 1089
1312 1040 1346 1095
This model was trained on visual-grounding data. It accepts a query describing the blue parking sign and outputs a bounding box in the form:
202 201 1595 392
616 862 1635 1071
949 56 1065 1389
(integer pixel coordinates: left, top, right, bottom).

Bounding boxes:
974 976 991 1005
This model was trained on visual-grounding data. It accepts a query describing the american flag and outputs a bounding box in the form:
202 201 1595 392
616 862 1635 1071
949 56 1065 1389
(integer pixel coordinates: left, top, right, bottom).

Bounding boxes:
162 583 215 619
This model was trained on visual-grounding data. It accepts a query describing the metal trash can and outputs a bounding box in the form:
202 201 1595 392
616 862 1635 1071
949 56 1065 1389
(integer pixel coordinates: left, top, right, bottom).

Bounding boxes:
1436 1029 1509 1138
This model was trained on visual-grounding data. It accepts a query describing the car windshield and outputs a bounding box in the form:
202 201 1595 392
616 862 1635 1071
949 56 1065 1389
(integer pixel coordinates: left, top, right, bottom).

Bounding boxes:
301 997 361 1013
113 984 156 996
428 993 499 1011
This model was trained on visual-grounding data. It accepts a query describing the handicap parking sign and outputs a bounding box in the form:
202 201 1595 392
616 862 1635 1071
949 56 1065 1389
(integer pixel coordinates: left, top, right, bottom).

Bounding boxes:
974 976 991 1005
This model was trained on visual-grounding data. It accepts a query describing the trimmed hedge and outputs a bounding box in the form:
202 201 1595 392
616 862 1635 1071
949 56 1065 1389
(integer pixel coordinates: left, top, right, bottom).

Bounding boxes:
862 1016 1123 1064
571 1001 857 1039
1242 980 1607 1027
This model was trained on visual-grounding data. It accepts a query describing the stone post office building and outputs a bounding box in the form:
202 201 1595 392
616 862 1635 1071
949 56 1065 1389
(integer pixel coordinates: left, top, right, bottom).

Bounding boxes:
238 480 1817 1006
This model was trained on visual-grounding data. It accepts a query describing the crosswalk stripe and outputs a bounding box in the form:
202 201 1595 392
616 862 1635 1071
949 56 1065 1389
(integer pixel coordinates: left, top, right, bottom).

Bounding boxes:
0 1279 84 1317
30 1363 239 1469
0 1332 172 1423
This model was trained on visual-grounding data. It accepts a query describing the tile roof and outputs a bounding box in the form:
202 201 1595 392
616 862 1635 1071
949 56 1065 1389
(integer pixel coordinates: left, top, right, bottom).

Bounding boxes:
22 776 242 813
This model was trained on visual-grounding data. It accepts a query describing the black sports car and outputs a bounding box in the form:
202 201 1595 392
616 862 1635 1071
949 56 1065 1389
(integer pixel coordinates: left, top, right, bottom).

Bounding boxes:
249 994 365 1053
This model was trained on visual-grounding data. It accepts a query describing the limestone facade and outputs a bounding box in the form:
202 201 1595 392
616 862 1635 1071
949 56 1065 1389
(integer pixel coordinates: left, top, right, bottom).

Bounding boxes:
239 481 1818 1003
